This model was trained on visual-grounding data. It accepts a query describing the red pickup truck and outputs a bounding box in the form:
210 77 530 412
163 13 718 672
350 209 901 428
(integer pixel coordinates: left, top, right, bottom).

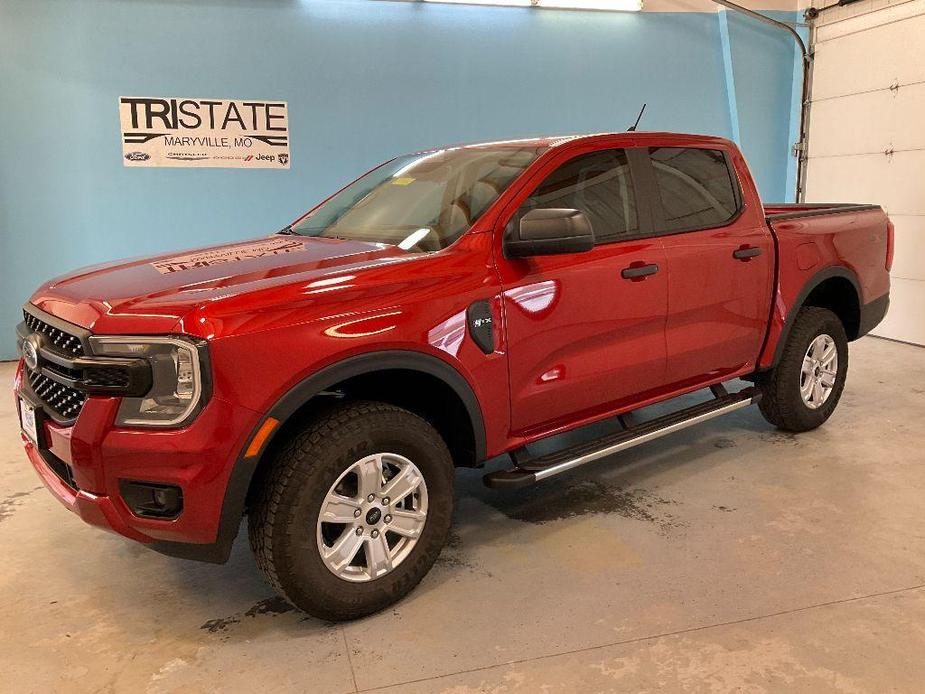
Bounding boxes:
14 132 892 620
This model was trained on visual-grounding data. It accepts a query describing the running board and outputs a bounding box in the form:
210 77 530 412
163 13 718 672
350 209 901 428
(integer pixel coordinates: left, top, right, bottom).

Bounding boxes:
483 386 761 489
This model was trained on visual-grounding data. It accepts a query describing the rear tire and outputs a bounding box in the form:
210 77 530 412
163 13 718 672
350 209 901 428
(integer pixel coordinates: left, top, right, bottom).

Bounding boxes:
248 401 454 621
758 307 849 432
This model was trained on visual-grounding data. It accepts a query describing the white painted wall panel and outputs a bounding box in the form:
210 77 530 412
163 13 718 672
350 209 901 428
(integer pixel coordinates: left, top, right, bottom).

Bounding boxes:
805 151 925 214
872 278 925 344
890 215 925 283
809 83 925 157
813 7 925 100
808 0 925 344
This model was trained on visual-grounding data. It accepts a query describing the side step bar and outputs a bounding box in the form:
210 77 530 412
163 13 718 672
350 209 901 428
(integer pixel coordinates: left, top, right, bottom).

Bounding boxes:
483 386 761 489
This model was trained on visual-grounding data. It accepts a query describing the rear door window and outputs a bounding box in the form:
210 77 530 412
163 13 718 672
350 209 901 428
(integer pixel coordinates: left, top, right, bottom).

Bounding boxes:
648 147 741 232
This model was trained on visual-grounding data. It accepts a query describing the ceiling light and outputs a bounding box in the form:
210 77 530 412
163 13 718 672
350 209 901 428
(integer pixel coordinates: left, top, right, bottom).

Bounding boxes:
537 0 642 9
421 0 532 5
420 0 642 9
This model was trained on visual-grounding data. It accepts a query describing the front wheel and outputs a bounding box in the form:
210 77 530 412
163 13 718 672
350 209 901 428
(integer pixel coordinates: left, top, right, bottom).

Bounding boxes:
758 306 849 432
248 401 454 621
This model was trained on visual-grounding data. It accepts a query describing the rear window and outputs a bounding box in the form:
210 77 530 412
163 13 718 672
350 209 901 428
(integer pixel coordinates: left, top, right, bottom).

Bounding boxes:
649 147 740 232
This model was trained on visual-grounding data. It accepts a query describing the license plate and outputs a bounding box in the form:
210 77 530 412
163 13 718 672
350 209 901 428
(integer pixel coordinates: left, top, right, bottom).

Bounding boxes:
20 398 38 443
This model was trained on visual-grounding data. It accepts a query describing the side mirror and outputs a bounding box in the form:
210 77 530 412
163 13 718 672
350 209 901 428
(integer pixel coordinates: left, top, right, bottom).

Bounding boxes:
504 208 595 258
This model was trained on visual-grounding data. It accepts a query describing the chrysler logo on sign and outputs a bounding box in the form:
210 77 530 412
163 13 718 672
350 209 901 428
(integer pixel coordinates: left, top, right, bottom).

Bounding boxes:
119 96 291 169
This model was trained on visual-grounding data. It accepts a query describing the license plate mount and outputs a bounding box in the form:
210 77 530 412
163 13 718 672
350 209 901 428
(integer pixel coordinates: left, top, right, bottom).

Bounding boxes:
19 398 40 446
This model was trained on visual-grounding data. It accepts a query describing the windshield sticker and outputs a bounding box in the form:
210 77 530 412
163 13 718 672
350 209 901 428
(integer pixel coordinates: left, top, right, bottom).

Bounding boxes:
120 96 290 169
151 238 309 274
391 177 415 186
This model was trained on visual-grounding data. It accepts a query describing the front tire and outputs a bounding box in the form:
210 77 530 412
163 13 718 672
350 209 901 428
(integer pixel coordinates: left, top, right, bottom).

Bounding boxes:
248 401 454 621
758 306 849 432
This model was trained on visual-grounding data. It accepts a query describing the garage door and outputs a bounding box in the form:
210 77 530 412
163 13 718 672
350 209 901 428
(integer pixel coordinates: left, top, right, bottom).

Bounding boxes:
805 0 925 346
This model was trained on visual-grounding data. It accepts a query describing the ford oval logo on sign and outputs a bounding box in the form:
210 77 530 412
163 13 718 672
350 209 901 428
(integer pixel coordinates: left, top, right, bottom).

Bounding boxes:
22 336 40 371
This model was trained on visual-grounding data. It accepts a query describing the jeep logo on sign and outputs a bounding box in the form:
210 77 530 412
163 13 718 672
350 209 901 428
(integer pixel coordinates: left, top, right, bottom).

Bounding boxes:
278 153 289 166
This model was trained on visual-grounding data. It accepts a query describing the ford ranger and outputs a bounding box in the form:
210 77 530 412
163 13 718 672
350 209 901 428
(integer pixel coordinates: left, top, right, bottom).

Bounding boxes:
13 132 892 620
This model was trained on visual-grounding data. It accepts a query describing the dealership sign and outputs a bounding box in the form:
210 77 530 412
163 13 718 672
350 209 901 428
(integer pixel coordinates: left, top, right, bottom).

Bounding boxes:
119 96 290 168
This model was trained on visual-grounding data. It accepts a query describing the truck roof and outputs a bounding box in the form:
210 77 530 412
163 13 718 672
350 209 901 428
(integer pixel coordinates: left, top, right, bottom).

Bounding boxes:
421 131 736 153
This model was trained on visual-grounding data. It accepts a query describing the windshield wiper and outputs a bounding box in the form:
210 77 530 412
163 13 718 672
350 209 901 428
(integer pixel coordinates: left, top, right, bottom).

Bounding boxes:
277 226 364 242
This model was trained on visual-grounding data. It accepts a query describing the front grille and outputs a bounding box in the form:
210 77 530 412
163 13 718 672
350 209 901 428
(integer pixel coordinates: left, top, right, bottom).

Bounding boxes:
44 361 82 381
22 309 88 422
24 311 84 356
82 366 131 389
27 369 87 421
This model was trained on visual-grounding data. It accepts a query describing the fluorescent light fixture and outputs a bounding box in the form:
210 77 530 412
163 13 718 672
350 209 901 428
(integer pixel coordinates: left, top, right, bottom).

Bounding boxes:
419 0 642 9
537 0 642 8
422 0 532 5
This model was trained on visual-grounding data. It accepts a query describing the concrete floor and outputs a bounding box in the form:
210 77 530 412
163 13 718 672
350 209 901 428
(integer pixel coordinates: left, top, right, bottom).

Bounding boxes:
1 335 924 693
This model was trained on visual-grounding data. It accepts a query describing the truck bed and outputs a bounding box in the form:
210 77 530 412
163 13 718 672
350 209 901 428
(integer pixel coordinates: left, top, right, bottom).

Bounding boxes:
756 201 891 369
764 202 882 220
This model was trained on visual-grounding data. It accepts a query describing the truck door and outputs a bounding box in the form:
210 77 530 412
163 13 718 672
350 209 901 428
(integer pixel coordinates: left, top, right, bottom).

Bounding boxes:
642 146 775 388
494 146 669 435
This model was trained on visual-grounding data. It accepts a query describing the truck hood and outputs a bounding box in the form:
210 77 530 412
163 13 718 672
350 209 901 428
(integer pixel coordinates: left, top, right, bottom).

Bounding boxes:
31 235 409 334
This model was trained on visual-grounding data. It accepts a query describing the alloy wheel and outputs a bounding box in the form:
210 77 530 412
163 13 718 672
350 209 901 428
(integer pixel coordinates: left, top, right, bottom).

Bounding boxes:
316 452 428 582
800 333 838 410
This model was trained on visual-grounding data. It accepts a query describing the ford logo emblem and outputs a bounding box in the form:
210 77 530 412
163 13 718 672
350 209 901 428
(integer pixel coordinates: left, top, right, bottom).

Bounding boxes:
22 335 41 371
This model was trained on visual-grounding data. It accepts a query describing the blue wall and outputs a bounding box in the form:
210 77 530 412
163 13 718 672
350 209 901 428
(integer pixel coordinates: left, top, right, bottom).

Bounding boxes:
723 9 804 203
0 0 801 359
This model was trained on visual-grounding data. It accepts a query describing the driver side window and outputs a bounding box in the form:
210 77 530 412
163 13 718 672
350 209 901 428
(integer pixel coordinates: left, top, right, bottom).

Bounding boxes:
519 149 639 244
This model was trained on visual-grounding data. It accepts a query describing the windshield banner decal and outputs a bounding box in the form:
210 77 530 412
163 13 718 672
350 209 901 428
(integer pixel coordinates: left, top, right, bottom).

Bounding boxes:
119 96 290 169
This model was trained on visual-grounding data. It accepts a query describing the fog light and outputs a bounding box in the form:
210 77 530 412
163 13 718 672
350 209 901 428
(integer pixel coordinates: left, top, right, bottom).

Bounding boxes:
119 481 183 519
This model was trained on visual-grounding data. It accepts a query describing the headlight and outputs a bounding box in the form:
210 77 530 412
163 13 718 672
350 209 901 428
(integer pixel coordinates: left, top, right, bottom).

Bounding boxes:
88 336 209 427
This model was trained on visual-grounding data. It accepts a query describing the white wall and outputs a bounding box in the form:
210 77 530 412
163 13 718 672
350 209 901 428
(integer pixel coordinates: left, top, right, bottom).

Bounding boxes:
805 0 925 345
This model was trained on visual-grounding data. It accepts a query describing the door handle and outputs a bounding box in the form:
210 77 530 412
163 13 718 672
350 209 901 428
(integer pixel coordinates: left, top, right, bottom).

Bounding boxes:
621 263 659 280
733 246 762 261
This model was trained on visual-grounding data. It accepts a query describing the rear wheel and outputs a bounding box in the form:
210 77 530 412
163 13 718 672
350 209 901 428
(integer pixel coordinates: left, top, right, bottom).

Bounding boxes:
248 401 454 621
758 307 849 432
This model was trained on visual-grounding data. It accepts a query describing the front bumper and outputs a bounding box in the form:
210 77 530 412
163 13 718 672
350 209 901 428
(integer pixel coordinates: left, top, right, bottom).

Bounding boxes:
14 360 261 552
23 434 152 543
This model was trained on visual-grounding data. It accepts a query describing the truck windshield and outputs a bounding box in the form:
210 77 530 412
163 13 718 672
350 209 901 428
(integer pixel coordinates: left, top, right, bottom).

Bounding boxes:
289 145 544 252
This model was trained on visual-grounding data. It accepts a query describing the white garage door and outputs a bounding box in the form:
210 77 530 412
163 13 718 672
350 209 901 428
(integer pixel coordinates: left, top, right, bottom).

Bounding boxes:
806 0 925 346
